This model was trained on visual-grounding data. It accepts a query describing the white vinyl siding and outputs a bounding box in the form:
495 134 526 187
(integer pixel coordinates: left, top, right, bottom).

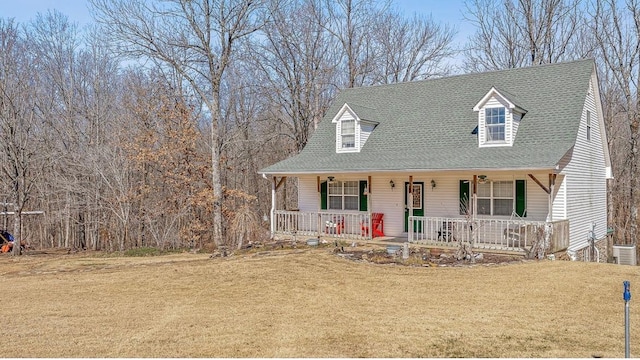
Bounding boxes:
561 77 608 251
360 123 375 147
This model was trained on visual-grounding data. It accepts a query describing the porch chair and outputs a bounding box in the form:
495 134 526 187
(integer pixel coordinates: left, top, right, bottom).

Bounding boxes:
325 216 345 235
437 221 454 242
504 224 526 247
372 213 385 237
360 213 385 237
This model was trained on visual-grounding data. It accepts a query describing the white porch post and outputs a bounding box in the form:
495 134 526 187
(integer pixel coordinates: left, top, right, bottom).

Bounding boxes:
408 175 413 237
367 176 372 240
547 174 555 221
270 176 276 238
317 176 322 237
472 175 478 247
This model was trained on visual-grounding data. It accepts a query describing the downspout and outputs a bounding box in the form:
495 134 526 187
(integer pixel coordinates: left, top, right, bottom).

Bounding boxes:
262 173 275 239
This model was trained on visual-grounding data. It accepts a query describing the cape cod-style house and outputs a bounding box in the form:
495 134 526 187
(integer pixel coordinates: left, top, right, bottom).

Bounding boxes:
259 59 611 255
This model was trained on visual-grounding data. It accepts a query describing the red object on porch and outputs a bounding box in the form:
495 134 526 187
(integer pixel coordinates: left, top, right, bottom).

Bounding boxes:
372 213 384 237
326 216 344 235
361 213 385 237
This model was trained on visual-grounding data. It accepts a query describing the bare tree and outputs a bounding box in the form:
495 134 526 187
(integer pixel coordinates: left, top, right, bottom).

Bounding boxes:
90 0 268 246
463 0 589 72
0 19 45 255
592 0 640 245
371 11 457 83
321 0 389 87
252 0 337 152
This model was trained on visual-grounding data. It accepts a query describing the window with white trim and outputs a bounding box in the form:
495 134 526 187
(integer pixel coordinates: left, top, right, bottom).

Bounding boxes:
477 180 513 216
341 119 355 148
328 181 359 210
485 107 505 142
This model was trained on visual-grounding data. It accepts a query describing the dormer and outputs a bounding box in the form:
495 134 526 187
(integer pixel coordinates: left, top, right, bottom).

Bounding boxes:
331 103 378 153
473 87 526 147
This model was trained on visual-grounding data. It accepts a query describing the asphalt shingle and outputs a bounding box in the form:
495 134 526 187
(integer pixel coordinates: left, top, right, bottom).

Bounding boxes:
260 59 594 174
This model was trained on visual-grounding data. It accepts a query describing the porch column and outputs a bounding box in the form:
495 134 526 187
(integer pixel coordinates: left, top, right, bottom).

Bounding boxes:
317 176 322 237
367 176 372 240
408 175 413 236
270 176 276 238
472 175 478 247
548 174 556 222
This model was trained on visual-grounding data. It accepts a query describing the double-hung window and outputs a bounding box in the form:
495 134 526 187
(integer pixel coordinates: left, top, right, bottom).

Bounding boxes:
485 107 505 142
341 119 355 148
328 181 359 210
477 181 513 216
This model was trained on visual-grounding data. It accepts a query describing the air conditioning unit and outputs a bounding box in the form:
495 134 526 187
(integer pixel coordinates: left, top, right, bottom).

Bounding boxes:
613 244 637 266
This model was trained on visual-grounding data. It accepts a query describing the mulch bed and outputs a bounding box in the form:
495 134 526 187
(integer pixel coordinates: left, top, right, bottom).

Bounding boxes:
226 238 529 267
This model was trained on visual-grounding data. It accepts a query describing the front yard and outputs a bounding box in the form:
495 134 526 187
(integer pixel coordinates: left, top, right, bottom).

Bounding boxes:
0 244 637 357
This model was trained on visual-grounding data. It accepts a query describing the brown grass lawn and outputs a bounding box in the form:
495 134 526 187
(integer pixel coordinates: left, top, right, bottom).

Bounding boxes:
0 245 639 358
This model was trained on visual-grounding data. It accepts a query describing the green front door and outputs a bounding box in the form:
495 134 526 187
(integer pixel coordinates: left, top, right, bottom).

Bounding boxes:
404 182 424 232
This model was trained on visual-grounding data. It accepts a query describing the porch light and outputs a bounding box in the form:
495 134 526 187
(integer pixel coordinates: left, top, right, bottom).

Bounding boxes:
327 176 335 183
389 180 395 189
431 179 436 189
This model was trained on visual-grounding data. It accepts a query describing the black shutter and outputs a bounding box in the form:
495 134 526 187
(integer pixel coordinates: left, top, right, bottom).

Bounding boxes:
515 180 526 217
320 181 327 210
359 180 368 211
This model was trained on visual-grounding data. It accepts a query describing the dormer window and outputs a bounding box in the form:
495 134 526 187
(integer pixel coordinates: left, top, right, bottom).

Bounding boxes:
485 107 506 142
474 87 526 148
341 119 355 148
332 103 379 153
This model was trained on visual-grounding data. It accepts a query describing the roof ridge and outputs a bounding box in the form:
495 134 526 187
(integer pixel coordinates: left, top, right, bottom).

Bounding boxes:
341 58 595 94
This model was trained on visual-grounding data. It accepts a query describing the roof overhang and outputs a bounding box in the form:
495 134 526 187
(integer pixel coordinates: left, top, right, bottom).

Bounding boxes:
259 166 559 177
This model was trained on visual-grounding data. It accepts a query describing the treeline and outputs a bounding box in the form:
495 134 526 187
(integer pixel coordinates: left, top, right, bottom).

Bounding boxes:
0 0 638 253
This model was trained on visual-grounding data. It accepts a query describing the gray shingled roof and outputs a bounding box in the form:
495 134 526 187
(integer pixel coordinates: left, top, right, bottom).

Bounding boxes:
260 59 594 175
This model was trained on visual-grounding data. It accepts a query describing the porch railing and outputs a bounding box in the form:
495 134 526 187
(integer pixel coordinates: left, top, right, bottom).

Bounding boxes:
272 210 570 253
273 210 370 240
408 216 570 253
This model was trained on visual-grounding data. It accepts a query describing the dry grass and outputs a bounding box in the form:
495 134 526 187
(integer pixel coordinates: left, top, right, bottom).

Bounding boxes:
0 246 639 358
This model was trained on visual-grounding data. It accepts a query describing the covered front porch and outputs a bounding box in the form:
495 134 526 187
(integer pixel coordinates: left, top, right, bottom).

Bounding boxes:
267 171 569 255
272 209 569 254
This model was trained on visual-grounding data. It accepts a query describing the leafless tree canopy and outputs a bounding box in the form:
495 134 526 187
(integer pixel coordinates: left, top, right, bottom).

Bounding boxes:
0 0 638 253
0 0 456 253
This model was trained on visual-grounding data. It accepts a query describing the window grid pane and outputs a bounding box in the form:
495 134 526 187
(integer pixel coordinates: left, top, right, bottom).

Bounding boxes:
485 107 505 142
493 181 513 197
343 181 358 195
326 180 361 210
341 119 355 134
344 196 359 210
477 180 514 216
328 181 342 195
328 196 342 210
478 199 491 215
494 199 513 216
477 182 491 197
